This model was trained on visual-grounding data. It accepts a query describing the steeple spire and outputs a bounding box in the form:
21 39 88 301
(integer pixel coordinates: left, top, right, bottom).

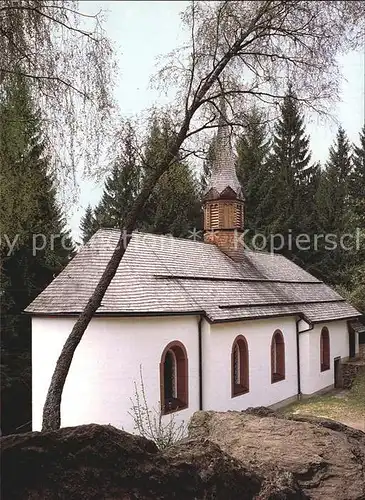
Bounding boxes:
203 94 245 260
204 95 243 201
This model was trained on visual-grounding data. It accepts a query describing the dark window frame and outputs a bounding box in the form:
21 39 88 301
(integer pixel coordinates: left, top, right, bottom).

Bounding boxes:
320 327 330 372
271 330 285 383
160 341 188 415
231 335 249 397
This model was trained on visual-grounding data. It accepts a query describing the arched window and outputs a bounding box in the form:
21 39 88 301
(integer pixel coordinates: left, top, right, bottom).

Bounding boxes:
160 341 188 414
271 330 285 383
320 327 330 371
231 335 249 397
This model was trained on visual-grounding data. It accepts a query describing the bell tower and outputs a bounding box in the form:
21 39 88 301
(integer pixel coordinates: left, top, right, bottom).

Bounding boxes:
203 99 245 260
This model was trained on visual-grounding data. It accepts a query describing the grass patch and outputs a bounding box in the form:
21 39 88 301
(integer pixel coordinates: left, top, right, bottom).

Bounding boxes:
280 373 365 425
281 394 361 421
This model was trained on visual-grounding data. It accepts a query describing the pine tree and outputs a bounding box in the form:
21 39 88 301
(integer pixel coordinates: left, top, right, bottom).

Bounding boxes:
236 107 271 234
343 126 365 312
144 161 202 237
350 126 365 226
96 160 141 230
80 205 98 244
266 88 320 263
349 265 365 313
315 127 353 285
97 122 141 230
317 127 352 233
80 123 142 242
91 116 202 239
141 117 202 237
269 89 317 228
0 75 74 434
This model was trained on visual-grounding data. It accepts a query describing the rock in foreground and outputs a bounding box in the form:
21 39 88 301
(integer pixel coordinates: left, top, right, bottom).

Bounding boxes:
189 409 365 500
1 422 295 499
1 409 364 499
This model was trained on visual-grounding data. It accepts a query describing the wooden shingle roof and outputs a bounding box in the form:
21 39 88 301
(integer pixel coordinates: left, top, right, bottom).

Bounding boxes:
350 320 365 334
25 229 361 323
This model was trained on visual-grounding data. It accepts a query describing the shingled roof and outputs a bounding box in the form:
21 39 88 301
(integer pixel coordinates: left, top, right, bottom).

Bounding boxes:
26 229 361 324
350 320 365 334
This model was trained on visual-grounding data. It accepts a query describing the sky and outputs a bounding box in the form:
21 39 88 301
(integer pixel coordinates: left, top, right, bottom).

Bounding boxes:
68 1 365 241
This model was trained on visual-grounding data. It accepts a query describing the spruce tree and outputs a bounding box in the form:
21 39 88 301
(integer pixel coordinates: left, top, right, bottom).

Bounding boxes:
80 122 142 241
266 88 319 263
144 161 202 237
236 107 271 234
80 205 98 244
345 126 365 312
141 117 202 237
91 116 202 239
350 126 365 226
97 122 141 231
0 75 73 434
315 127 353 285
317 127 352 233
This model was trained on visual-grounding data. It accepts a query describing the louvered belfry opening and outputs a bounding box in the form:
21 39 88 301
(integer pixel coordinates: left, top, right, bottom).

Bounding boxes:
203 96 245 260
203 200 244 232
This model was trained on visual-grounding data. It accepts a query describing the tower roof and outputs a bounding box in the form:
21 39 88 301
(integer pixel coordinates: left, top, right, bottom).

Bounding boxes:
204 98 243 200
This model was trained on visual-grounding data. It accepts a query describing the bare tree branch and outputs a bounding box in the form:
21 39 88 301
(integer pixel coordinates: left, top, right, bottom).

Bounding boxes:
1 0 116 183
0 68 90 99
0 5 99 40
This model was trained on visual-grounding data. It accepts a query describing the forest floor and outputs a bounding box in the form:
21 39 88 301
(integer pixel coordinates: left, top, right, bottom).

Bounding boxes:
281 379 365 431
